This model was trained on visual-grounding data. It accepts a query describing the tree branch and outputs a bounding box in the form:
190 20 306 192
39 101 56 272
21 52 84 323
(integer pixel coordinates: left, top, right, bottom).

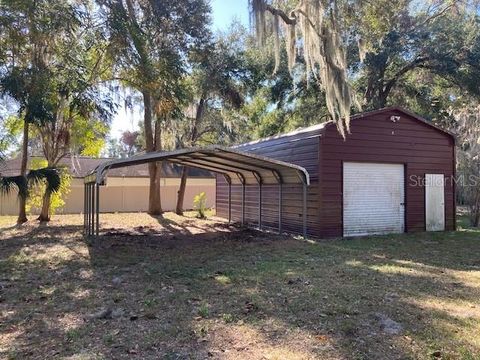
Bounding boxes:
265 4 326 40
410 3 454 33
383 56 430 96
265 4 296 25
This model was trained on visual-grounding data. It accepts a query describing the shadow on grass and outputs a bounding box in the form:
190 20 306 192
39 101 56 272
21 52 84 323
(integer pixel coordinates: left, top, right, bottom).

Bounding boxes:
1 219 480 359
99 213 233 239
84 228 480 358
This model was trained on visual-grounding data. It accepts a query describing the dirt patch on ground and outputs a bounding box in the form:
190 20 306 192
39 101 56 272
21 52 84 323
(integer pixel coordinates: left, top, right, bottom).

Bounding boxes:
1 213 480 359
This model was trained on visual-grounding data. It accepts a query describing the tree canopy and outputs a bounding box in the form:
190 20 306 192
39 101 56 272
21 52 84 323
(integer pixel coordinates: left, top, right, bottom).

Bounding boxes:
247 0 480 135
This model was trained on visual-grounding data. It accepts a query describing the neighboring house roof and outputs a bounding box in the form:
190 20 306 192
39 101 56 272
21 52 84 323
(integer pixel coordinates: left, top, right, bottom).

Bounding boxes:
0 155 214 178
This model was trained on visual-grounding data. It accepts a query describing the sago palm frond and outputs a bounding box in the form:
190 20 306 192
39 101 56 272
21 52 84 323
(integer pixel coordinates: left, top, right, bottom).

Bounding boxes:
27 167 61 194
0 175 28 199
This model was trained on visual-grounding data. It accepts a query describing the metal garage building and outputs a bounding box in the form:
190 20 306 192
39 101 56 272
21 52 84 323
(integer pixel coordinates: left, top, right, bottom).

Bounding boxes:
216 107 456 237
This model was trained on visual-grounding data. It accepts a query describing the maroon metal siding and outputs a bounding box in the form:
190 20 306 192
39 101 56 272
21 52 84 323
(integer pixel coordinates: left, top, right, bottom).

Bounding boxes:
319 108 455 237
215 107 455 238
216 129 323 236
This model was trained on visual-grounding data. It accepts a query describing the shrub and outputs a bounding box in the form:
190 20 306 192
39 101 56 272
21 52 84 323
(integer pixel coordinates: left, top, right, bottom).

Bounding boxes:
193 191 207 219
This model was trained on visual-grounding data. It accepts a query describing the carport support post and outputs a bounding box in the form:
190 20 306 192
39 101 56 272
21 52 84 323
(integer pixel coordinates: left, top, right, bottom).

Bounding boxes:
278 183 283 234
87 183 90 235
242 182 245 226
86 183 89 235
302 183 307 238
95 183 100 236
89 183 93 236
91 183 95 236
228 181 232 223
258 181 262 229
83 184 86 234
86 184 90 235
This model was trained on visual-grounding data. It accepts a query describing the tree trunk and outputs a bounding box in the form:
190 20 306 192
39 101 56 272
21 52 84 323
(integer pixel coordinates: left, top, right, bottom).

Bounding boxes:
143 90 162 215
175 166 188 215
17 121 29 224
473 213 480 227
148 162 162 214
37 158 55 222
366 85 389 110
154 118 163 213
38 191 51 222
470 204 480 227
175 97 205 215
470 188 480 227
376 90 389 109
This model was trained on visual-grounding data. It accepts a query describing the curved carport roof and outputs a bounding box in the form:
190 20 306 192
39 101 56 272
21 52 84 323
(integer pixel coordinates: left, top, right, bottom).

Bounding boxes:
83 145 310 237
85 145 310 186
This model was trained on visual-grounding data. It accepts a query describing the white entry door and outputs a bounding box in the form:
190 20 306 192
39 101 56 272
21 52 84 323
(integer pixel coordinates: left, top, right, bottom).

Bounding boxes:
425 174 445 231
343 162 405 237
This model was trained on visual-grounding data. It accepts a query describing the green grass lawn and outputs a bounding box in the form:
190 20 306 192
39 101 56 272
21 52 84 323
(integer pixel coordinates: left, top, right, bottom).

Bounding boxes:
0 213 479 359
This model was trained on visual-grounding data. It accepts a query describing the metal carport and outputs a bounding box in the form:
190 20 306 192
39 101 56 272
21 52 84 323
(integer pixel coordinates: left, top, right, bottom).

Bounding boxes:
83 145 310 237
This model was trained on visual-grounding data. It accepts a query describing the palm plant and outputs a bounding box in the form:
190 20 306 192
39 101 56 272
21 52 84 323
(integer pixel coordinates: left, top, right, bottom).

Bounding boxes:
28 167 61 222
27 167 61 193
0 175 28 200
0 167 61 221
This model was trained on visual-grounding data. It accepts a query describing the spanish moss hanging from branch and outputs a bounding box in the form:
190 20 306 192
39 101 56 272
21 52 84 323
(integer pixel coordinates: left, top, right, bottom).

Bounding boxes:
251 0 267 46
284 21 296 73
272 13 281 74
249 0 359 137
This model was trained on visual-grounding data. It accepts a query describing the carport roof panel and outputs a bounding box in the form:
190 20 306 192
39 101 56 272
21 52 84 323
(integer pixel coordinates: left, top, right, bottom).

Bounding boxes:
85 145 310 185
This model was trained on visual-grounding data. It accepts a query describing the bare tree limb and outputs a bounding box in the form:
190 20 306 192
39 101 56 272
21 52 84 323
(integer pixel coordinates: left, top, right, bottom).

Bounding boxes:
413 3 454 31
383 56 430 96
266 5 327 42
265 4 296 25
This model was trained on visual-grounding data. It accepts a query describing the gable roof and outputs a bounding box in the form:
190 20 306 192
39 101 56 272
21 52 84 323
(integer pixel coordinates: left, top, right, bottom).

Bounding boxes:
234 106 454 149
235 122 328 150
0 155 214 178
347 106 456 139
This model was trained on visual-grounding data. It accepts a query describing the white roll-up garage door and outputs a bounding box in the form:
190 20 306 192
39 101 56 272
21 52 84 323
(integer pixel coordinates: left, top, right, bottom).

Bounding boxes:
343 162 405 237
